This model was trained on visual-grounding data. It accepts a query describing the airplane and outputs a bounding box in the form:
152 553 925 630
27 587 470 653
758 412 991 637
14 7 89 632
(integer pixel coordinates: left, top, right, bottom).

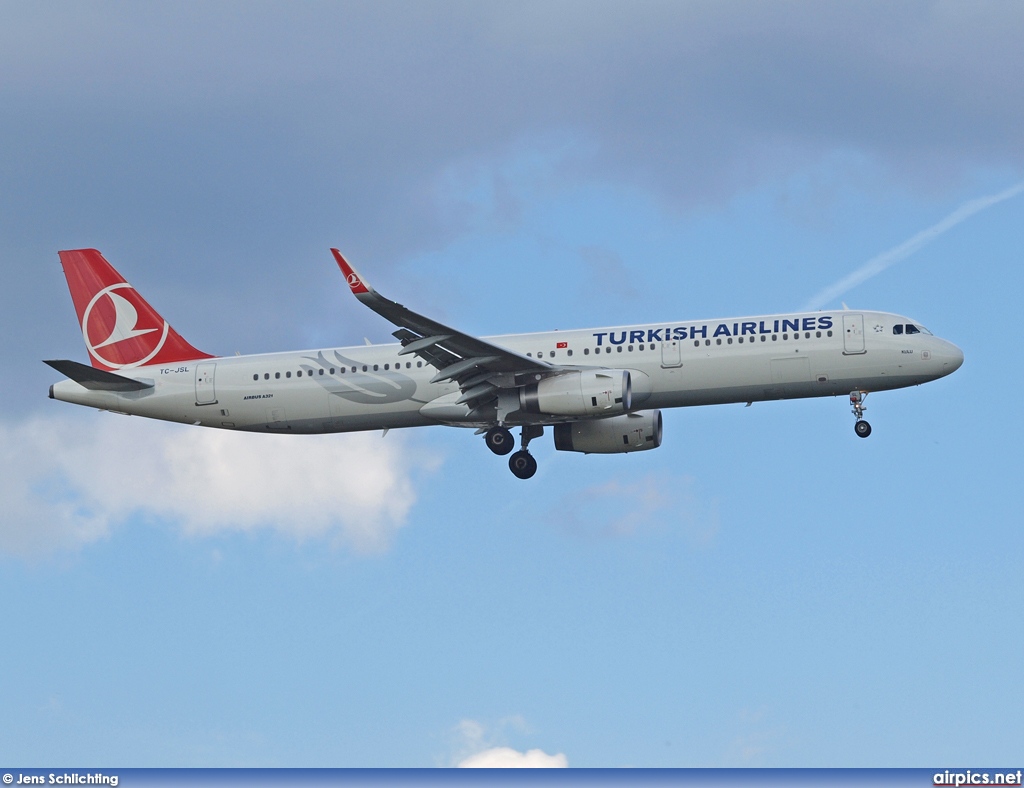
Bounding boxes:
46 248 964 479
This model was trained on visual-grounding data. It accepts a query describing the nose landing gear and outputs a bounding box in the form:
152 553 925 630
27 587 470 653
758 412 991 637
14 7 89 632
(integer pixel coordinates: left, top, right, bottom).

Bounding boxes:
850 390 871 438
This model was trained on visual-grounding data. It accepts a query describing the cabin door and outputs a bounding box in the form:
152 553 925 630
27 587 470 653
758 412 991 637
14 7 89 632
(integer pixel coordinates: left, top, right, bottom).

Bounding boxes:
842 314 866 354
661 339 682 368
195 362 218 405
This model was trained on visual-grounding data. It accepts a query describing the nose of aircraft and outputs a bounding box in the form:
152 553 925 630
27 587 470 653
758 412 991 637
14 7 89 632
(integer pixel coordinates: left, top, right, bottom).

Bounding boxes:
940 340 964 374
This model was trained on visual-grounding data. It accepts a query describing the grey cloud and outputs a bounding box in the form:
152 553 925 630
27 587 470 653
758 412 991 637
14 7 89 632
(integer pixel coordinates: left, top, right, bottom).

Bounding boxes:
5 3 1022 210
579 246 642 303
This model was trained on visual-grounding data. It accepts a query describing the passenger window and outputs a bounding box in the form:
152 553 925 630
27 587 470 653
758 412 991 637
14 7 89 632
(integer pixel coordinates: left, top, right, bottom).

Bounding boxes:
827 331 833 337
760 336 766 342
705 339 711 346
782 334 788 340
275 372 280 379
253 374 258 381
264 373 269 380
772 335 777 341
694 341 700 347
716 339 721 345
567 349 573 356
384 364 389 370
362 365 367 371
373 364 379 371
417 362 422 367
628 345 633 351
617 346 623 352
816 331 821 338
286 371 291 378
584 348 590 355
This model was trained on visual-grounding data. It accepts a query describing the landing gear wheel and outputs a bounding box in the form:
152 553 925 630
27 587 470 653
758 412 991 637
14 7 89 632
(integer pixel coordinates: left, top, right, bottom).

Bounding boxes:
508 450 538 479
485 426 515 456
849 391 872 438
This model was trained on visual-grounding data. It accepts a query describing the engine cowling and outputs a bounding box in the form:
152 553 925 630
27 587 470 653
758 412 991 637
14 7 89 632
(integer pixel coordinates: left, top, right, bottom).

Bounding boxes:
553 410 663 454
520 370 631 417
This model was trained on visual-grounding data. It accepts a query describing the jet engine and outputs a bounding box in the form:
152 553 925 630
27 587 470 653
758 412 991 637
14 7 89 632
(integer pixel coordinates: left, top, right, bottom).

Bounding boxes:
553 410 663 454
520 370 631 417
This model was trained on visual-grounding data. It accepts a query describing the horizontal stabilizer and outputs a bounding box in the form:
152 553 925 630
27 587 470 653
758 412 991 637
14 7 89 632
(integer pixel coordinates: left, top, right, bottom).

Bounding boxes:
43 359 154 392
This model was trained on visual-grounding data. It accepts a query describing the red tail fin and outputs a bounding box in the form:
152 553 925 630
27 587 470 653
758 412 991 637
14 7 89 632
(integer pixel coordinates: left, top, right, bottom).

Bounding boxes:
58 249 214 371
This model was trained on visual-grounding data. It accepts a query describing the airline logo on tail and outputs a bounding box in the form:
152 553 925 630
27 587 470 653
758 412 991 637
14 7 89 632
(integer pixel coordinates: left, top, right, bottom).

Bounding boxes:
82 283 170 369
58 248 214 371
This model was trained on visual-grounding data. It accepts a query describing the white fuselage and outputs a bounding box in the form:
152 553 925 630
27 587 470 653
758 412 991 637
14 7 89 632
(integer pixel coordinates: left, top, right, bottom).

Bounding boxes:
50 310 964 434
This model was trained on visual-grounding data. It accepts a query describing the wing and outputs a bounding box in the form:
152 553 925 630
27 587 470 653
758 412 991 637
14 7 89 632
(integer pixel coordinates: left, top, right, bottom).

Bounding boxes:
331 249 556 409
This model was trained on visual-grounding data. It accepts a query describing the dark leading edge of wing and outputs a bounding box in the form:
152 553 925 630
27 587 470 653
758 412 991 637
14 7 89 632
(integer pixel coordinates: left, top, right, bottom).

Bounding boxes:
331 249 555 408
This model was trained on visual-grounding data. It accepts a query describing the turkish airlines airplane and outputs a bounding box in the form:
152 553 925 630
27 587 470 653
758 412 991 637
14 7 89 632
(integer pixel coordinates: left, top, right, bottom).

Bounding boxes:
47 248 964 479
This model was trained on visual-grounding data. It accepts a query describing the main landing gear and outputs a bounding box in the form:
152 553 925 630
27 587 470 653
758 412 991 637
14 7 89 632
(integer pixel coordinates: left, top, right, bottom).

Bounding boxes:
485 425 542 478
484 426 515 455
850 390 871 438
508 450 538 480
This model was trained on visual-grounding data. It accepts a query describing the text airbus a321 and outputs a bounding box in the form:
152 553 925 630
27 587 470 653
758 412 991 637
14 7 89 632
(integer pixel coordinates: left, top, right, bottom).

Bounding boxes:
46 248 964 479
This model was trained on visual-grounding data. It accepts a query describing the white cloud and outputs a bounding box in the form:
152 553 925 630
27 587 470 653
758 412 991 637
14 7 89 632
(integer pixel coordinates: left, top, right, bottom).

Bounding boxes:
0 413 437 558
458 747 568 768
449 717 567 768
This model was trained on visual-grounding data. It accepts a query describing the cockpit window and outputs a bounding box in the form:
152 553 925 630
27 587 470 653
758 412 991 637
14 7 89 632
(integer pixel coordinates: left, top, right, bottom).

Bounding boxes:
905 324 920 334
893 325 903 335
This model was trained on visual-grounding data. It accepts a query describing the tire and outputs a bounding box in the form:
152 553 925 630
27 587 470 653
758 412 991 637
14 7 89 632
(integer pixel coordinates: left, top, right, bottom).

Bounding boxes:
855 420 872 438
485 426 515 455
508 450 538 479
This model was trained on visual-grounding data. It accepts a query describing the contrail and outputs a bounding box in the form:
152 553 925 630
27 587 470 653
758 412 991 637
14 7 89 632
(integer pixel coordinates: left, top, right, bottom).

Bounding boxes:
801 181 1024 311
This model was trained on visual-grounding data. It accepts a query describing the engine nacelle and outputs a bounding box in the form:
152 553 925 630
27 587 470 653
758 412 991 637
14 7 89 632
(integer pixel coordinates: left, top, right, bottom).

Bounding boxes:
520 370 631 417
553 410 663 454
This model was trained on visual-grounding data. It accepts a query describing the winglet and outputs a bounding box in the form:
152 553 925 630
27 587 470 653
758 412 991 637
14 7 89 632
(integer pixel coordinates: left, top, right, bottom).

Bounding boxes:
331 248 373 297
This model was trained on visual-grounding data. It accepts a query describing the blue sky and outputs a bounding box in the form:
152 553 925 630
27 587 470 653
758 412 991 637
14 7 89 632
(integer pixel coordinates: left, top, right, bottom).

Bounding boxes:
1 1 1022 768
